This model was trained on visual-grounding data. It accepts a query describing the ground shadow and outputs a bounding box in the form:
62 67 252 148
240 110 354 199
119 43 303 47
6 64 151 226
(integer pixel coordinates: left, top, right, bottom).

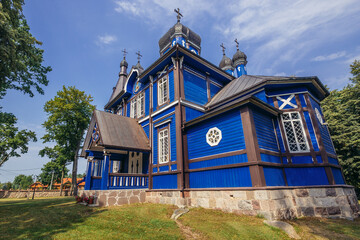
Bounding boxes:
0 197 106 239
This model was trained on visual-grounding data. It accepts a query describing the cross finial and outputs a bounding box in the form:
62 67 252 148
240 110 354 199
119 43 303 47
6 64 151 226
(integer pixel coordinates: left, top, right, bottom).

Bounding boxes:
122 48 128 59
220 43 226 55
234 39 239 50
174 8 183 23
136 51 142 62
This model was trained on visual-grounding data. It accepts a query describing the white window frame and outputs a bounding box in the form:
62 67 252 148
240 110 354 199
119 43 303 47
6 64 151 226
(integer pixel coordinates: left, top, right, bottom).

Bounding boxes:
158 76 168 106
158 128 170 164
281 112 309 153
112 160 120 173
130 92 145 119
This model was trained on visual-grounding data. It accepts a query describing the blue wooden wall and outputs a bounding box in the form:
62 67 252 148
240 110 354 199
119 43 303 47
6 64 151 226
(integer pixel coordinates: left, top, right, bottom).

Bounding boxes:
285 167 329 186
189 167 252 188
152 113 176 165
303 111 319 151
253 109 279 152
169 71 175 103
187 109 246 159
309 97 336 155
185 107 203 121
183 70 207 105
189 154 247 169
263 167 286 186
331 168 345 184
152 174 178 189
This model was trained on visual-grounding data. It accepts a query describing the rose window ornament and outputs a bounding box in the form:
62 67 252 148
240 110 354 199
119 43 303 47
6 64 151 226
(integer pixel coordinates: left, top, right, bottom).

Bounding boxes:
206 127 222 146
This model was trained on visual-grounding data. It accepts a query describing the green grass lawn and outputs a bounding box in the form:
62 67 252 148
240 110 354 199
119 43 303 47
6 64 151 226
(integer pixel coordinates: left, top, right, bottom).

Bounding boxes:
0 197 359 240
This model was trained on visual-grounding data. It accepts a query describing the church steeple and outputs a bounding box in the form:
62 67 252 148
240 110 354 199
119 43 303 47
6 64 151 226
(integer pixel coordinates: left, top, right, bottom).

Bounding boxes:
134 51 144 73
158 8 201 56
119 48 128 78
232 39 247 77
219 43 234 75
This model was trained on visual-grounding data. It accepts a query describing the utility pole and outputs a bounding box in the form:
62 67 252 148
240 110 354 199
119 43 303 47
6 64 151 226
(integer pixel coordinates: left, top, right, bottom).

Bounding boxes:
50 170 54 190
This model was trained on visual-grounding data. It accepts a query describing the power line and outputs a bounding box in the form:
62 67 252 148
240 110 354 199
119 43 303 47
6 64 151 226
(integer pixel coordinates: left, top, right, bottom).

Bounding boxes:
0 167 41 172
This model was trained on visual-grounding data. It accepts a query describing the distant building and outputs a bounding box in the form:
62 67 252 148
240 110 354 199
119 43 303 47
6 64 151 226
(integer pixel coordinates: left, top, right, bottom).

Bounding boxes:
29 182 47 190
52 178 85 190
80 11 358 219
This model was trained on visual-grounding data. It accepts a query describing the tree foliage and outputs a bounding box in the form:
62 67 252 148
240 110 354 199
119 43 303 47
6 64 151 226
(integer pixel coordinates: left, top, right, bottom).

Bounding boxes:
38 159 68 187
41 86 94 194
0 111 36 167
12 174 33 189
0 0 52 99
322 60 360 196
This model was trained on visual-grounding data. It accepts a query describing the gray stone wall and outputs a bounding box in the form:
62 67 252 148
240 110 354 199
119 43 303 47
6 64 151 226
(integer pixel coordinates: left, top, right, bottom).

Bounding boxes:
145 187 359 220
79 189 146 207
0 190 68 198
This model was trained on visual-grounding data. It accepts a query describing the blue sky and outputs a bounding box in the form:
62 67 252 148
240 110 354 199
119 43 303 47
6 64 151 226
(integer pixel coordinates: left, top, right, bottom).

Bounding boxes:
1 0 360 182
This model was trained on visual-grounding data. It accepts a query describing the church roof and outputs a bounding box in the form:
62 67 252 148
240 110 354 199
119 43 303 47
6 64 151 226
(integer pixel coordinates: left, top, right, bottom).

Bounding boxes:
81 110 150 156
206 75 329 109
158 22 201 53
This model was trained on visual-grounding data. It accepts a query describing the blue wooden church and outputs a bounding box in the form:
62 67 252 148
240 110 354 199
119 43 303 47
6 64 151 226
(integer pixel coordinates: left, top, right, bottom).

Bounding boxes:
81 11 346 194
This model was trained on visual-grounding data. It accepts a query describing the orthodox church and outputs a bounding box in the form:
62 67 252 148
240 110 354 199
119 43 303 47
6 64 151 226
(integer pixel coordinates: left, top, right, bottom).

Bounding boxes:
81 10 358 219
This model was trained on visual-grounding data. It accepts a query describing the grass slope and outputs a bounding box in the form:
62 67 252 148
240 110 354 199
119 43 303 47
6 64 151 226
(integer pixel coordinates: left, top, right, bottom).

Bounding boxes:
0 197 359 240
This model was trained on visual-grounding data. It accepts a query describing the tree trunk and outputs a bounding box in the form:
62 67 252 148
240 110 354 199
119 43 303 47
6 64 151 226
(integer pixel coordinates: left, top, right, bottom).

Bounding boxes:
71 140 81 196
60 166 65 196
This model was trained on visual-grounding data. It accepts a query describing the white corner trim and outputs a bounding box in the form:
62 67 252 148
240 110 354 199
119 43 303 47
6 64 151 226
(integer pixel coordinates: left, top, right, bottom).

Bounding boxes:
154 118 172 128
180 99 206 112
150 100 179 118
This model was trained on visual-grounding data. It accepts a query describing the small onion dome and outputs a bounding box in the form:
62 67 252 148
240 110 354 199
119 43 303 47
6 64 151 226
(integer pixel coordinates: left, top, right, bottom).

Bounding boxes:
219 54 232 70
120 58 128 68
232 49 247 67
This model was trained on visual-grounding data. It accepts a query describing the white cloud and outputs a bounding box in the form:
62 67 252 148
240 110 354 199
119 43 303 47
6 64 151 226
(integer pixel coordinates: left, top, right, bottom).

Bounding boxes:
96 34 117 46
311 51 346 62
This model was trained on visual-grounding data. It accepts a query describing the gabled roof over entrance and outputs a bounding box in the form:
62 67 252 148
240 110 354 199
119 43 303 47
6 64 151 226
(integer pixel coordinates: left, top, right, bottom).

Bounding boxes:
81 110 150 157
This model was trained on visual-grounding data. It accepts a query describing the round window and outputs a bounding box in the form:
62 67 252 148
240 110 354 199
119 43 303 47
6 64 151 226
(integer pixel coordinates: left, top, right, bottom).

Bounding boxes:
206 127 222 147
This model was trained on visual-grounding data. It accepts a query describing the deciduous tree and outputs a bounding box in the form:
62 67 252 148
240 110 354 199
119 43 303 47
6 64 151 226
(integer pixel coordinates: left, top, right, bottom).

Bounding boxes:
0 111 36 167
322 60 360 197
13 174 33 189
41 86 94 195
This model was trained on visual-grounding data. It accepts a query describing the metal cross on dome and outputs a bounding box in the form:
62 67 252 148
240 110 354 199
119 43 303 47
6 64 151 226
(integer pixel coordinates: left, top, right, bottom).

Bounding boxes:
136 51 142 62
234 38 239 50
220 43 226 55
122 48 128 59
174 8 183 23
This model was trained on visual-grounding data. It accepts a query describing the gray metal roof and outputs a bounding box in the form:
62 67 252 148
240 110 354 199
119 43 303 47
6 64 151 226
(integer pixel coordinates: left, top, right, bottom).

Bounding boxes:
82 110 150 156
206 75 266 108
206 75 326 109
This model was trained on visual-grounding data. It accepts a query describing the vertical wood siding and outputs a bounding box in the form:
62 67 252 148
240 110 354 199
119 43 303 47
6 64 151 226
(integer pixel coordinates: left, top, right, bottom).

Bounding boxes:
183 70 207 105
263 167 286 186
284 167 329 186
187 109 245 159
142 124 149 138
303 111 319 151
153 81 158 110
274 119 286 152
189 167 252 188
152 174 178 189
309 97 336 155
145 88 150 116
253 109 279 152
331 168 345 184
253 90 267 102
268 87 308 96
328 157 339 165
189 153 248 169
169 71 175 102
299 93 307 108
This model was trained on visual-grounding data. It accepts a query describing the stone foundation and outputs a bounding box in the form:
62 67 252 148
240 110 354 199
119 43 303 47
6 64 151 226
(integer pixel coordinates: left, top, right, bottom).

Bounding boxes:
79 189 146 207
146 187 359 220
79 186 358 220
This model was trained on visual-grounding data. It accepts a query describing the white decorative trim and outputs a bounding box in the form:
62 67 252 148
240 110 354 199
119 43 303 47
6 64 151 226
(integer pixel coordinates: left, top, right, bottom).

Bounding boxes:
277 94 297 110
123 68 140 94
138 116 149 124
171 57 177 70
154 118 172 128
180 99 206 112
315 108 324 125
206 127 222 147
151 101 179 118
